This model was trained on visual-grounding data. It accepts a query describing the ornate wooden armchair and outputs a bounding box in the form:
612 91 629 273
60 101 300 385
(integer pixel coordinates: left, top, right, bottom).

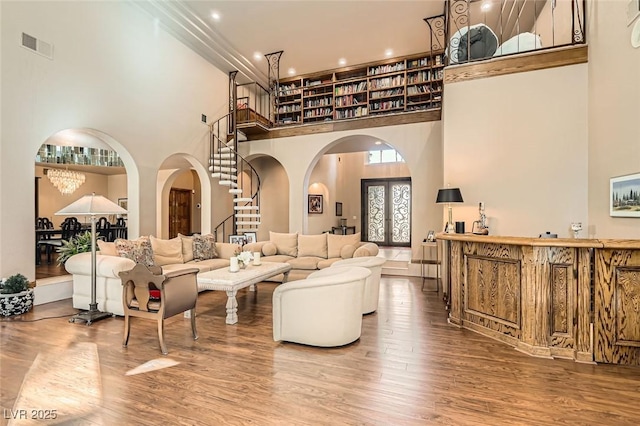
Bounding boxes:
119 263 199 355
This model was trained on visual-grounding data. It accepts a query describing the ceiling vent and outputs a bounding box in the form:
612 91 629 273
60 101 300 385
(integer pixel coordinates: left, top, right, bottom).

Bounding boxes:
21 32 53 59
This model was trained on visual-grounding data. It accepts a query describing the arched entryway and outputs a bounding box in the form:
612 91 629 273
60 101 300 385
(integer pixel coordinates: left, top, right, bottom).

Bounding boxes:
33 128 138 279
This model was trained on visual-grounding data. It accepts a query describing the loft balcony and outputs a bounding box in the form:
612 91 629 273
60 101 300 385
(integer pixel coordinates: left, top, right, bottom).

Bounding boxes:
233 0 586 141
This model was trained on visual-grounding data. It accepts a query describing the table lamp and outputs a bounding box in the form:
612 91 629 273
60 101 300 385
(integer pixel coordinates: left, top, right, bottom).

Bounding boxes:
56 192 127 325
436 188 464 233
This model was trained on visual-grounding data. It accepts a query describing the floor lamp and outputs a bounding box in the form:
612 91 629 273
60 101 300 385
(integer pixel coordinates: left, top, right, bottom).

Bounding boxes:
436 188 464 233
56 192 127 325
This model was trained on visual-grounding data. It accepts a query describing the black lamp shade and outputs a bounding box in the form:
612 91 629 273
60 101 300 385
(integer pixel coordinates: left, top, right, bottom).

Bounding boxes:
436 188 464 203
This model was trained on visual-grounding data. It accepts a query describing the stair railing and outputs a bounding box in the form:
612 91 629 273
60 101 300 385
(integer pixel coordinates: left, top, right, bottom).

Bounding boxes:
209 112 261 243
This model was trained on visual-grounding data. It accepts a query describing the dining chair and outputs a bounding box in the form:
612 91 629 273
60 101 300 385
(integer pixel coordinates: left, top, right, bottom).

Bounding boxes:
96 216 111 242
35 217 54 265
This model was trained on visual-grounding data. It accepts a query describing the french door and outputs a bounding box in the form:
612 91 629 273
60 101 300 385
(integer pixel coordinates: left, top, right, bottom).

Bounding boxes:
361 178 411 247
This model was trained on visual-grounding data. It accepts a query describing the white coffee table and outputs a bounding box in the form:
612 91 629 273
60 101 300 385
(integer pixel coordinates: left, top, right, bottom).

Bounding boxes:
197 261 292 324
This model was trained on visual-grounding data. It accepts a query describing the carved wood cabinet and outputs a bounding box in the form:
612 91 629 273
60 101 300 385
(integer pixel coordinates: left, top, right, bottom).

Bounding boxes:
439 234 640 366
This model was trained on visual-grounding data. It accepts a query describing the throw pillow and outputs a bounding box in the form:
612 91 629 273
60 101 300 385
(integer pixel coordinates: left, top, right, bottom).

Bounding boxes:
178 233 194 263
298 234 328 258
340 244 357 259
150 236 184 267
115 236 154 267
262 242 277 256
327 232 361 259
269 231 298 257
97 240 117 256
192 233 218 260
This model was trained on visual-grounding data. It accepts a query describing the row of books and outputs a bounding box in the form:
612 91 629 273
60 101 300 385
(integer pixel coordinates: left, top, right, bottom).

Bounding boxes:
369 75 405 90
407 70 439 84
304 87 333 96
368 62 405 76
277 105 301 113
369 99 404 111
303 108 333 118
370 88 404 99
335 107 368 119
335 95 363 107
335 81 368 95
305 98 333 108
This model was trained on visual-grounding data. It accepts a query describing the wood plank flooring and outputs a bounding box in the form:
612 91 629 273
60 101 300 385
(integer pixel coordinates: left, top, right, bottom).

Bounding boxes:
35 252 67 280
1 276 640 425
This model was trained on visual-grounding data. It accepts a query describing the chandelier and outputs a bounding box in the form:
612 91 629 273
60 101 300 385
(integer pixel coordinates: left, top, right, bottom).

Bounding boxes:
46 168 86 195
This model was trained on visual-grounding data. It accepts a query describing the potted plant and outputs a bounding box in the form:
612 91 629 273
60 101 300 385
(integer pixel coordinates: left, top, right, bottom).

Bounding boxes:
56 231 94 266
0 273 34 316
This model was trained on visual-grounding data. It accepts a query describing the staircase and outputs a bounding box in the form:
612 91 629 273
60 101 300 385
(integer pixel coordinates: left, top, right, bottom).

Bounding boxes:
209 112 261 242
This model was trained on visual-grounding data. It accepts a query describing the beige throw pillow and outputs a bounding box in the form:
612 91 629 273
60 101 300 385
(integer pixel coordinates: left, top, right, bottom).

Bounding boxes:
150 236 184 266
262 242 277 256
97 240 117 256
298 234 328 258
340 244 357 259
178 233 194 262
269 231 298 257
327 232 361 259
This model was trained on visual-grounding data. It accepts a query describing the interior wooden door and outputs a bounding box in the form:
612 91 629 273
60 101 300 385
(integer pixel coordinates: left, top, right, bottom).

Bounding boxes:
169 188 191 238
361 178 411 247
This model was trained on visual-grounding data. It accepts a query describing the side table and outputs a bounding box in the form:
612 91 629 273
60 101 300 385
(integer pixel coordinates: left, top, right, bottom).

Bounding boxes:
421 241 440 292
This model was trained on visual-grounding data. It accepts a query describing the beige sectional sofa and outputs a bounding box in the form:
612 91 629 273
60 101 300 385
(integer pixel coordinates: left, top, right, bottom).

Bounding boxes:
64 235 240 316
242 231 379 282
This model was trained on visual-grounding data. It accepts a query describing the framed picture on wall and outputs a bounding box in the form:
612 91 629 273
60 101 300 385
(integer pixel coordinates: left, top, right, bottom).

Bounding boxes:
118 198 128 218
308 194 323 214
610 172 640 217
229 235 246 245
335 202 343 217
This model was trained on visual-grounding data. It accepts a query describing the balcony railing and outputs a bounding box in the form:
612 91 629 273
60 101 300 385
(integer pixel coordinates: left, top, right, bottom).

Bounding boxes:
36 144 124 167
426 0 586 66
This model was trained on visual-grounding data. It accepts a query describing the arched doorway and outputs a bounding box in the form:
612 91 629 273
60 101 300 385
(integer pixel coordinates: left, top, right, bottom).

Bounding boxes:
157 154 213 239
304 135 411 246
34 128 136 279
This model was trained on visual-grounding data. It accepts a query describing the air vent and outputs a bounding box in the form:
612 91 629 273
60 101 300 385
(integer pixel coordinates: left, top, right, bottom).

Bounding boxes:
21 32 53 59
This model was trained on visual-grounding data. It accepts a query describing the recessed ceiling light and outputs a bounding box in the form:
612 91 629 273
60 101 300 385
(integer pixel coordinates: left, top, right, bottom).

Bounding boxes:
211 11 221 21
385 49 393 57
375 141 382 145
253 52 262 61
481 2 491 12
288 68 296 75
338 58 347 66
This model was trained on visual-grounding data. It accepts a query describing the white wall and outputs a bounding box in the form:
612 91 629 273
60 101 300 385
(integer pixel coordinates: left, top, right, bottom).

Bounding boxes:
587 0 640 238
249 156 290 241
443 63 588 238
241 121 443 259
0 1 228 280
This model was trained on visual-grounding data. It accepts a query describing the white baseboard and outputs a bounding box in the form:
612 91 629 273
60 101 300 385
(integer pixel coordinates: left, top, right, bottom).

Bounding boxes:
34 275 73 305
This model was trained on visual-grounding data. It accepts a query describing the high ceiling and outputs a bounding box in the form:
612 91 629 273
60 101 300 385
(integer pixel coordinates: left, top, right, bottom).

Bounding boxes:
135 0 447 85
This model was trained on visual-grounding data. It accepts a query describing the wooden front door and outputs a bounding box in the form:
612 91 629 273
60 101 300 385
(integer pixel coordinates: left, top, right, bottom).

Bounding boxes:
169 188 191 238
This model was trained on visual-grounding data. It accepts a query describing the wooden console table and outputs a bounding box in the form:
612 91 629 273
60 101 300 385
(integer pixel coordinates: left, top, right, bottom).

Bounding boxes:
438 233 640 366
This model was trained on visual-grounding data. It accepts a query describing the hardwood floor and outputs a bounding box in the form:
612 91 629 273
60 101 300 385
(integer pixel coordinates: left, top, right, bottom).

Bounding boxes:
35 252 67 280
1 276 639 425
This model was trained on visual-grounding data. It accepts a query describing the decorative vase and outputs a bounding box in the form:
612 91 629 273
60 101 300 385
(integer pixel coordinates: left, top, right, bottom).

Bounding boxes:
239 261 247 270
0 288 35 316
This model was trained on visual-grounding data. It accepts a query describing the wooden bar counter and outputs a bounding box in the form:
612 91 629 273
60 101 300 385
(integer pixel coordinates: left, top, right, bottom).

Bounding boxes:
437 233 640 366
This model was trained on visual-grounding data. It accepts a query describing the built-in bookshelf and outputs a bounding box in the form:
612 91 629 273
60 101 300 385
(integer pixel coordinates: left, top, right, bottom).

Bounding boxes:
275 50 444 126
276 80 303 125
